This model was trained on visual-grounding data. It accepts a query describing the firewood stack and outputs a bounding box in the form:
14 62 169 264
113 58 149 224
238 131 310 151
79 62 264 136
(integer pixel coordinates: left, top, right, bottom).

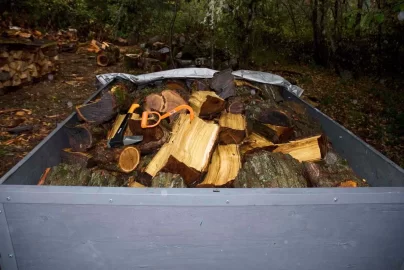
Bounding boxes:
40 71 368 188
88 39 120 67
0 39 58 92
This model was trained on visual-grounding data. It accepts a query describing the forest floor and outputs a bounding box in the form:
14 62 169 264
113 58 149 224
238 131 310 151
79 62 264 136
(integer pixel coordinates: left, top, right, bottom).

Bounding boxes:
0 49 403 178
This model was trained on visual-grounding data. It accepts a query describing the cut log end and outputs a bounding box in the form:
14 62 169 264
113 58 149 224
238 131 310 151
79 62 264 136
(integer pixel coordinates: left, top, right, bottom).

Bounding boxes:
97 54 109 67
119 146 140 173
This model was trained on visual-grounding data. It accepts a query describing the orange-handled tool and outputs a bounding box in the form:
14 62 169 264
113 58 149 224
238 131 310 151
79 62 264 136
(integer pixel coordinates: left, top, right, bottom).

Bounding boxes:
141 104 194 128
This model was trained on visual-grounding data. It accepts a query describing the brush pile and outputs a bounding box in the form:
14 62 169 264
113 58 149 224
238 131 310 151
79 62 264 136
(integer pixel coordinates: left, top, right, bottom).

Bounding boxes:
39 70 368 188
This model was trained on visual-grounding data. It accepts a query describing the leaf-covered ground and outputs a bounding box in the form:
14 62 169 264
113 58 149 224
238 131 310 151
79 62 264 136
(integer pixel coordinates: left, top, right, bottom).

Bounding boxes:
0 51 402 179
267 64 404 168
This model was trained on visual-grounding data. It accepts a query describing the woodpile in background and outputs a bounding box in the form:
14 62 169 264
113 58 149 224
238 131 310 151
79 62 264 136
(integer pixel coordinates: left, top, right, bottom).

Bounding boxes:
40 72 368 189
0 40 58 92
88 40 120 67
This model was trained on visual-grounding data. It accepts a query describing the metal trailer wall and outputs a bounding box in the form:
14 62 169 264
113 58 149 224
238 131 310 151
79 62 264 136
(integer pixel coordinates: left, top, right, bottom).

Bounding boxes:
0 71 404 270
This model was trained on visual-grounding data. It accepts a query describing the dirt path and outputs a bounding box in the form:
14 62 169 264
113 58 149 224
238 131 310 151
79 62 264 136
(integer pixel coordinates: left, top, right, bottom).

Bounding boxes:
0 55 402 178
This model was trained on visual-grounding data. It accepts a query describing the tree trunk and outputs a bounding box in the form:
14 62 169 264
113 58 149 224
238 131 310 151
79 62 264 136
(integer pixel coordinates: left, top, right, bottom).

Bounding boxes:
354 0 364 37
312 0 328 66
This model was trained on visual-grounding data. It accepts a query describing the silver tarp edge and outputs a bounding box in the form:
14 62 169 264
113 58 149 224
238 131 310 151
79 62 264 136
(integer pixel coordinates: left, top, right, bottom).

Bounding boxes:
95 68 304 97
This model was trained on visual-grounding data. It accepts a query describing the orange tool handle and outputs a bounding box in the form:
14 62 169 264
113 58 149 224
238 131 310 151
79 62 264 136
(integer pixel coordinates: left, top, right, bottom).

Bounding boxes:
141 105 195 128
128 104 140 113
141 111 162 128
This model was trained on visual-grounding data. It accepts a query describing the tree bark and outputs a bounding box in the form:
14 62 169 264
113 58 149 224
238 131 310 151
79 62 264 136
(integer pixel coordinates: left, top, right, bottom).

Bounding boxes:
354 0 364 37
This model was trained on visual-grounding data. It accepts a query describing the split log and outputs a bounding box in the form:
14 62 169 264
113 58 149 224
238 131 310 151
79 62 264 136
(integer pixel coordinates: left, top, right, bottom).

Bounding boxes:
272 135 322 162
218 112 247 144
128 114 169 154
303 159 368 187
189 91 225 119
210 69 236 99
143 114 220 187
234 151 308 188
152 173 186 188
240 133 275 156
61 148 95 168
64 125 93 152
129 181 146 188
197 144 241 187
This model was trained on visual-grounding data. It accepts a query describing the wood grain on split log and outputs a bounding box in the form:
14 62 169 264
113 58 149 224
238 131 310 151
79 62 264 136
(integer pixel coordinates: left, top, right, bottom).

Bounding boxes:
218 112 247 144
197 144 241 187
189 91 225 119
144 114 220 187
240 133 275 156
128 181 146 188
234 151 308 188
272 135 322 162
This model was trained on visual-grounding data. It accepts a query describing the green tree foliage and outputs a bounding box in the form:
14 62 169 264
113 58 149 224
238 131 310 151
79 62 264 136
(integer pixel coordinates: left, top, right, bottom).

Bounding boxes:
1 0 403 74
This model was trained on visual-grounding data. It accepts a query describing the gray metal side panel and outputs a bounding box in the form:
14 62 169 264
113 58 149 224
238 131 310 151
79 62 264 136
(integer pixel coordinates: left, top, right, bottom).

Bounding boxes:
4 203 404 270
282 92 404 187
0 88 102 185
0 204 18 270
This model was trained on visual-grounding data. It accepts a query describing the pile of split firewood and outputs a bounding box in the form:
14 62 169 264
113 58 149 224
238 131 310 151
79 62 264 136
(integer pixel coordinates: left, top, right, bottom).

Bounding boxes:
0 42 58 90
39 69 368 188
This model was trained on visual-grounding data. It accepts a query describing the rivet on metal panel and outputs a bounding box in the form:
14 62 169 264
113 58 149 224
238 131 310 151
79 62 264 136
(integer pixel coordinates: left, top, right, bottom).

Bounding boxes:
109 199 113 203
226 200 230 204
8 254 13 258
334 197 338 202
6 196 11 201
